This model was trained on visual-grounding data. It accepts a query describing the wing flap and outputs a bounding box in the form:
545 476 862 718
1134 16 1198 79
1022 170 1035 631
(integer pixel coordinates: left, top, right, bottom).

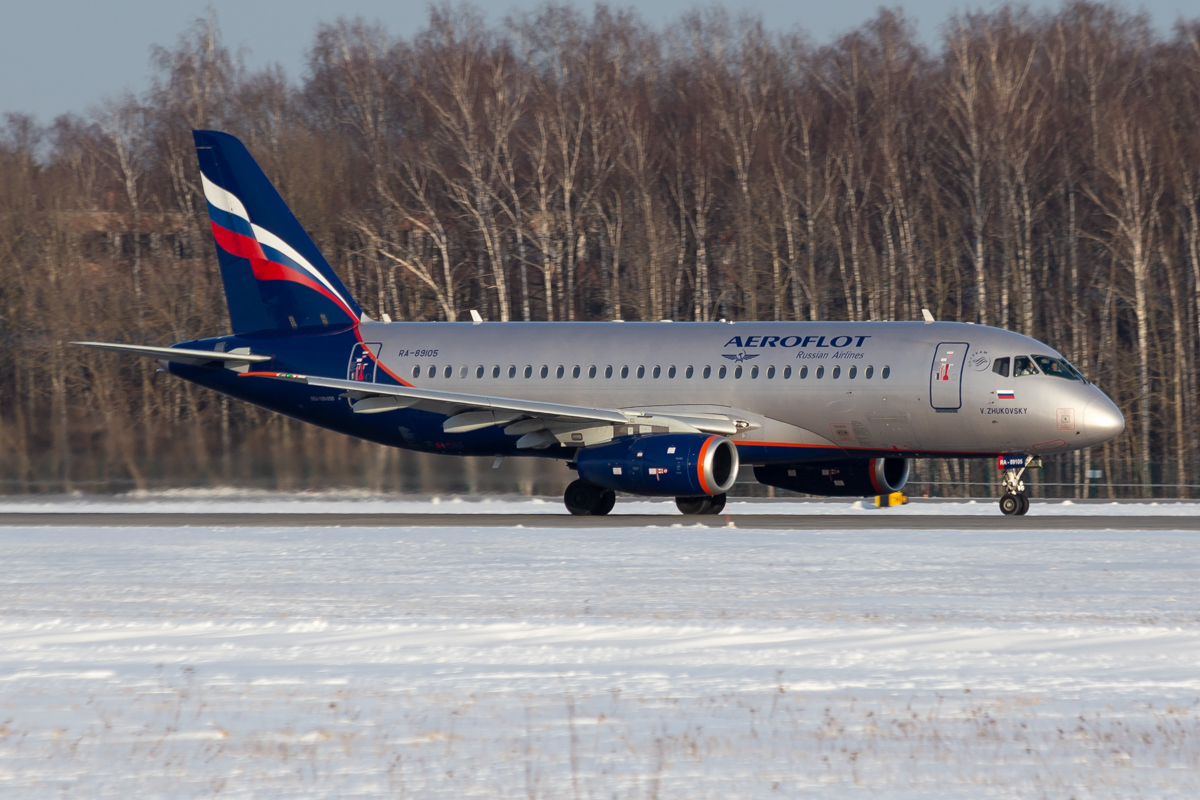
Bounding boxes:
241 371 633 426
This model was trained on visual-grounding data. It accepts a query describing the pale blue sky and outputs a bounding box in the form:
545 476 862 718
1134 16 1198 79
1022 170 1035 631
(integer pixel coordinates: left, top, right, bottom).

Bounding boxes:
2 0 1192 122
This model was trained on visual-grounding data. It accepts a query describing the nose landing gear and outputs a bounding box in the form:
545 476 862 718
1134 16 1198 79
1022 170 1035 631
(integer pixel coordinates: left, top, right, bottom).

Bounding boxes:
997 455 1039 516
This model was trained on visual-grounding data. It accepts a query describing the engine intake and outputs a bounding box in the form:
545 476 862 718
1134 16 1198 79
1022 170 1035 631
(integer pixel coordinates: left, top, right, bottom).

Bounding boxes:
576 433 738 497
754 457 910 498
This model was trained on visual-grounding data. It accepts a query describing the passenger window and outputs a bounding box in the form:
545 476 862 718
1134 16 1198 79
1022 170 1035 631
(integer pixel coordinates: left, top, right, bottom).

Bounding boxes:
668 366 677 378
751 366 759 379
428 365 436 378
444 366 453 378
457 366 466 378
539 365 548 378
685 365 694 378
718 366 727 379
800 365 808 379
1013 356 1038 377
556 365 564 379
588 365 597 378
703 366 711 379
572 365 580 378
653 366 661 378
767 366 775 379
508 365 516 378
783 365 791 379
848 366 857 379
1033 355 1079 380
832 366 841 379
992 357 1010 378
476 365 484 378
412 366 420 379
605 365 613 378
523 365 533 378
816 366 825 379
865 365 874 379
621 366 629 378
636 366 645 378
882 366 891 379
735 366 743 379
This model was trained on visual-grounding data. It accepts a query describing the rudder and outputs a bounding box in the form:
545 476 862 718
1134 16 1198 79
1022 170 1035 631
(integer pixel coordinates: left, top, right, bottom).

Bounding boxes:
194 130 362 333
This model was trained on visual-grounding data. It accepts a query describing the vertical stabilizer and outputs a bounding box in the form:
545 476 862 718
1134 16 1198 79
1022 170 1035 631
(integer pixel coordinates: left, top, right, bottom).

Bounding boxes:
194 130 362 333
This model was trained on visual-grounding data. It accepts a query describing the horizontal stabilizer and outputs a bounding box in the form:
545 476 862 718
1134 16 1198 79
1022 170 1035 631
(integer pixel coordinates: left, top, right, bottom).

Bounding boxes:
73 342 272 366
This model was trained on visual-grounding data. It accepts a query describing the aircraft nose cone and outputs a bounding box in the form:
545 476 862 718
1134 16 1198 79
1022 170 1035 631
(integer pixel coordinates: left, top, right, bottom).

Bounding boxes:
1083 396 1125 444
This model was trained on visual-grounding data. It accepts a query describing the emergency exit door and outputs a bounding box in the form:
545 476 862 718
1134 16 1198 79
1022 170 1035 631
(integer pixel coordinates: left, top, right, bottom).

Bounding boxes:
930 341 969 410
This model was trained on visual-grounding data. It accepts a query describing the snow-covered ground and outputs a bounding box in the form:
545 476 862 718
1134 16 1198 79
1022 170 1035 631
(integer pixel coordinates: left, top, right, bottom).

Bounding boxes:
2 522 1199 797
2 488 1199 515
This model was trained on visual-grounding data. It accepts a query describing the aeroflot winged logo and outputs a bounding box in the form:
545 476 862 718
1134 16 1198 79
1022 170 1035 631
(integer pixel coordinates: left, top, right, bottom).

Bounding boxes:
200 171 359 323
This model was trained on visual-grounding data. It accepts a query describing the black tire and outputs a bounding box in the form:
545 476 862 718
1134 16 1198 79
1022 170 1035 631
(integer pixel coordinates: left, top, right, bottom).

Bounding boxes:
705 493 727 515
595 490 616 516
676 496 712 515
565 480 601 516
999 493 1021 516
1016 493 1030 516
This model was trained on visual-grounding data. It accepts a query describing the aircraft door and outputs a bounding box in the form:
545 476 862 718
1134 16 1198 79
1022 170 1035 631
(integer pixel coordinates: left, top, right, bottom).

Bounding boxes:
929 341 969 410
348 342 382 383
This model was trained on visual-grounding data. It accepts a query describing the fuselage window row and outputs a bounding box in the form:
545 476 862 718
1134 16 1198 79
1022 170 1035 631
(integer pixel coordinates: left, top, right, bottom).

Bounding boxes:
404 361 891 384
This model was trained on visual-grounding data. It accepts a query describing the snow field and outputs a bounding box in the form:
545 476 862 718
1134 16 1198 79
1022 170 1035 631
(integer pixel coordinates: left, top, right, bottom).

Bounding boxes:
1 488 1199 515
1 523 1199 797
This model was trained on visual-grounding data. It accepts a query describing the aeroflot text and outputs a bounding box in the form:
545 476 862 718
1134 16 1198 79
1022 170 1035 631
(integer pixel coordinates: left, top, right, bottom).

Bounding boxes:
723 335 871 348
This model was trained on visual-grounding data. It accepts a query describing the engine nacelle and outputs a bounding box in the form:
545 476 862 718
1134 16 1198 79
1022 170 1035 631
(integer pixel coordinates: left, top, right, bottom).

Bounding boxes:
576 433 739 497
754 457 910 498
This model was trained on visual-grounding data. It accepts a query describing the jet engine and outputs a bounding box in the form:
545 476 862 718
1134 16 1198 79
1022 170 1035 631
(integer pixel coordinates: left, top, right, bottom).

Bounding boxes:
754 457 910 497
575 433 739 497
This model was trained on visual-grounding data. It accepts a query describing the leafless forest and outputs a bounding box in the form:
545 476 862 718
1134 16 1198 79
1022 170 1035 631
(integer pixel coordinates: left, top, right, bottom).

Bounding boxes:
2 2 1198 496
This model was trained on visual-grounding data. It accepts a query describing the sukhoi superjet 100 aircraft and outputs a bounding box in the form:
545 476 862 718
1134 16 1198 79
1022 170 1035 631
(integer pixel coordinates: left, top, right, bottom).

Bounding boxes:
77 131 1125 516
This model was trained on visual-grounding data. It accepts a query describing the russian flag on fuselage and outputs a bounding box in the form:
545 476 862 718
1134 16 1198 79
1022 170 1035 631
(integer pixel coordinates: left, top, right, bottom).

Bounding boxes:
194 130 362 334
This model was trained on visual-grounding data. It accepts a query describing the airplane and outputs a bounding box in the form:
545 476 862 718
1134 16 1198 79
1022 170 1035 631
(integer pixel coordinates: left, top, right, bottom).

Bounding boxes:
75 130 1126 517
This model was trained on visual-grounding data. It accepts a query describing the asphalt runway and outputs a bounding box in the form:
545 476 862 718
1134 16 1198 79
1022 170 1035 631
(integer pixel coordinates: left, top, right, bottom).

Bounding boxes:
1 512 1197 529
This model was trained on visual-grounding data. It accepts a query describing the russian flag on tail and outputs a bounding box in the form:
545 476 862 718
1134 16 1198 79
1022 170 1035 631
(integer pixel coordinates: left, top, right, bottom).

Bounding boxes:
194 130 362 334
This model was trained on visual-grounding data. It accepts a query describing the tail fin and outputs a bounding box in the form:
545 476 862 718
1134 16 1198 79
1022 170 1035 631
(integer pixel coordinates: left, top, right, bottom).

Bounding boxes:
193 130 362 334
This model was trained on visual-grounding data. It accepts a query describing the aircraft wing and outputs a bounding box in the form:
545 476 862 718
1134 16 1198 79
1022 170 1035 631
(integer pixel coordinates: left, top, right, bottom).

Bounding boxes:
242 370 742 446
73 342 273 366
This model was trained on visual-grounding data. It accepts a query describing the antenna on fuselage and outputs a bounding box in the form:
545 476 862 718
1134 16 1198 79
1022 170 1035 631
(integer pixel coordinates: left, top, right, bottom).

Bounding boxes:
921 308 935 324
470 309 483 325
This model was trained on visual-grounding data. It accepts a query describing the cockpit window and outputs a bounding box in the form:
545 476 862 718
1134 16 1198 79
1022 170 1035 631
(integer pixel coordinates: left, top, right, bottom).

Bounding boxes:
992 357 1010 378
1013 356 1038 377
1033 355 1081 380
1062 358 1089 383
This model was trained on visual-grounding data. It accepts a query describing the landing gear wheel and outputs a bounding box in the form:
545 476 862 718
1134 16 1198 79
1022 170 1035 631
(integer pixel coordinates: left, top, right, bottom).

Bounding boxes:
999 493 1021 516
1015 493 1030 516
595 490 616 516
675 496 712 515
705 493 727 515
565 480 602 516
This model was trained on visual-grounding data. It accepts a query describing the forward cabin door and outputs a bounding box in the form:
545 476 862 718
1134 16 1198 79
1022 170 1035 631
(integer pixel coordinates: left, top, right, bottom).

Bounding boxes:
929 342 969 411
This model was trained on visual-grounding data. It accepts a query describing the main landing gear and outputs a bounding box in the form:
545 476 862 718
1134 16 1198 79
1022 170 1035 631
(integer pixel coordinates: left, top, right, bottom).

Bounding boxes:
675 494 727 515
564 480 616 516
998 456 1036 516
